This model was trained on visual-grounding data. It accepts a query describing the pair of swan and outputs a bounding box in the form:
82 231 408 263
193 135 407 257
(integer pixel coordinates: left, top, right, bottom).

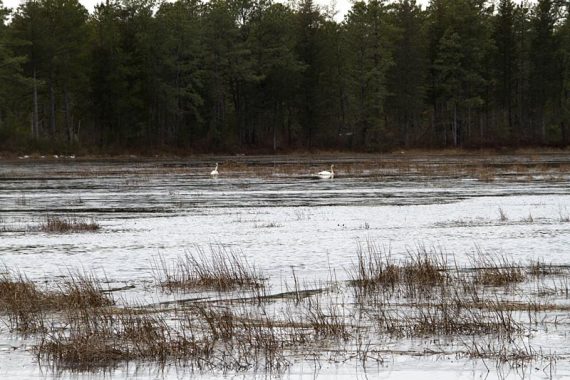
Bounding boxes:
209 163 335 179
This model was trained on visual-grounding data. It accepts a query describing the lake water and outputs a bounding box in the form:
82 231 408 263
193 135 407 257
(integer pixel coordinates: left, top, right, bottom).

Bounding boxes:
1 154 569 379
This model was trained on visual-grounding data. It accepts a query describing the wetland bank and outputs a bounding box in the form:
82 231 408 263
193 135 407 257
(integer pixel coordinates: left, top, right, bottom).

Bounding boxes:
0 152 570 379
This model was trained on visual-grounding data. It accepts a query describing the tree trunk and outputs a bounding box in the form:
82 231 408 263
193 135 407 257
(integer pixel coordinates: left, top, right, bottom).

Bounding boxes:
49 78 56 138
33 70 39 139
64 88 72 144
453 103 458 147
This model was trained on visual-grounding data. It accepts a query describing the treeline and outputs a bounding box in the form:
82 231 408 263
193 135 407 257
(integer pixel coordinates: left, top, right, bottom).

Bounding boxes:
1 0 570 153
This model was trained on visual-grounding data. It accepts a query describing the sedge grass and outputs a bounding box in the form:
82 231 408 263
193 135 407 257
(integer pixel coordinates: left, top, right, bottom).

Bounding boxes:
153 245 264 293
39 216 100 233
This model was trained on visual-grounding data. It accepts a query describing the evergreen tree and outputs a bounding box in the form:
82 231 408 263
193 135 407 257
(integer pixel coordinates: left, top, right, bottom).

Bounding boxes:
428 0 492 147
529 0 559 143
249 2 304 150
386 0 428 147
89 0 130 147
0 1 30 143
493 0 517 141
344 0 393 149
295 0 325 148
154 0 205 147
11 0 89 143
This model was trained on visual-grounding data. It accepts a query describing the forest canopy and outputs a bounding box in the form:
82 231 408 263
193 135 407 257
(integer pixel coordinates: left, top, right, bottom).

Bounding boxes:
1 0 569 153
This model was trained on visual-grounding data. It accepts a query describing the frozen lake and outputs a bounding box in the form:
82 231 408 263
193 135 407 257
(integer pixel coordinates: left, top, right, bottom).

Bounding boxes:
1 153 569 379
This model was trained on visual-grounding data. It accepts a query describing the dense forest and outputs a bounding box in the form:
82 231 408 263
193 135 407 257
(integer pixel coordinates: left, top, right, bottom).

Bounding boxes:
0 0 569 153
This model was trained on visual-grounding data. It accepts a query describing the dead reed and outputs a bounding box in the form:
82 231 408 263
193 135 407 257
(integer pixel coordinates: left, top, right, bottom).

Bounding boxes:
349 242 447 298
1 241 566 375
498 207 508 222
470 250 525 286
0 270 113 333
303 297 350 340
153 245 264 293
36 308 212 371
36 303 291 372
0 270 47 333
39 216 100 233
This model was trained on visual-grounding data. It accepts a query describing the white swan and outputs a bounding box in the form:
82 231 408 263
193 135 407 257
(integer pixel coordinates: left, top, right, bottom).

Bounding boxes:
210 163 219 176
317 164 334 179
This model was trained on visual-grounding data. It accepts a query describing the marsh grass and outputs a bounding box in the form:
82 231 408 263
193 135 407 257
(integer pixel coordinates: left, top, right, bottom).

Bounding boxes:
349 242 447 298
37 302 291 372
15 194 28 206
0 270 47 333
470 250 525 286
303 296 350 340
40 216 100 233
57 271 114 309
522 212 534 223
498 207 508 222
0 270 113 333
254 221 282 228
153 245 264 293
528 260 563 277
1 241 566 375
559 207 570 222
347 242 542 342
36 309 215 371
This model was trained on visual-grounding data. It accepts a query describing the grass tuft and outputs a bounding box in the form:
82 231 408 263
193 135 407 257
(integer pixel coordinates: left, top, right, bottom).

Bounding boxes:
40 216 100 233
153 245 264 293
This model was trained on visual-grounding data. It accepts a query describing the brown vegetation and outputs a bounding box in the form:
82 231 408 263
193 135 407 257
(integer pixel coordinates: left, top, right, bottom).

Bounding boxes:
39 216 100 233
0 269 112 333
0 243 568 374
152 245 264 293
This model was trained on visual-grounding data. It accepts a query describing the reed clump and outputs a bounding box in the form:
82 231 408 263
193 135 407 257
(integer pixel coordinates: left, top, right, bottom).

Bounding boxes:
303 297 350 340
56 272 114 309
349 243 531 340
350 242 447 297
1 240 567 375
36 309 214 371
470 251 525 286
40 216 100 233
0 271 47 333
36 304 290 372
0 270 113 333
153 245 264 293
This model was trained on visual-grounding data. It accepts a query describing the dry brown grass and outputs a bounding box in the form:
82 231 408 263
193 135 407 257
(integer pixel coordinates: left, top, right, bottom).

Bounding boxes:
470 250 525 286
349 242 447 298
36 308 214 371
303 297 350 340
0 269 113 333
0 270 47 333
153 245 264 293
36 303 290 372
40 216 100 233
0 241 566 374
528 260 563 277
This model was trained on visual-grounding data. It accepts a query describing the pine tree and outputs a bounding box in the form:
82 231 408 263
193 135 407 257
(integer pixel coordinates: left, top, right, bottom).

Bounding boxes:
344 0 393 149
0 1 30 143
493 0 517 141
154 0 205 147
529 0 559 143
11 0 89 144
386 0 428 147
